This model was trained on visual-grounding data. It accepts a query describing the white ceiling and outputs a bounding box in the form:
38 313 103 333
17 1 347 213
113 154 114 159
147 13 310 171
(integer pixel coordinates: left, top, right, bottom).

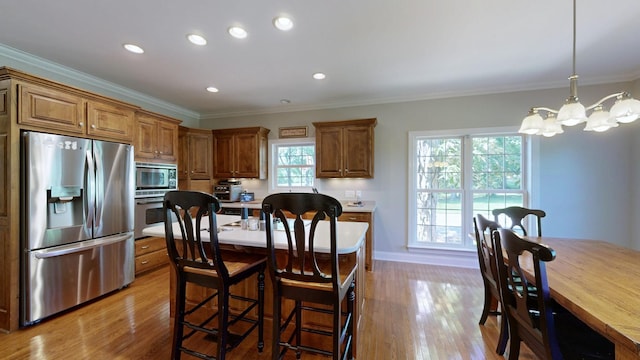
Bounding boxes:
1 0 639 119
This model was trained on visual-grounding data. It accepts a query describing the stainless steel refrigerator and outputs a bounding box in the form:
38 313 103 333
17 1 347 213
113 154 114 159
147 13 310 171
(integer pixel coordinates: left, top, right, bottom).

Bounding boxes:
21 131 135 326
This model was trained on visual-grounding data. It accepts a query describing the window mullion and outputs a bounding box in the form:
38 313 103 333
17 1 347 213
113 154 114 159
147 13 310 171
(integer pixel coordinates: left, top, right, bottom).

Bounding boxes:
462 135 474 247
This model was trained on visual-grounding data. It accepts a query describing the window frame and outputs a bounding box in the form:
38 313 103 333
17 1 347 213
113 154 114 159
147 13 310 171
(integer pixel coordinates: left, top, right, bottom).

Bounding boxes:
407 126 528 250
269 138 317 193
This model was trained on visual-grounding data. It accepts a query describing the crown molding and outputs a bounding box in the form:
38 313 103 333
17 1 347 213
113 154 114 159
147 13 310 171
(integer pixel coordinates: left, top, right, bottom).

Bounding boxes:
0 43 199 122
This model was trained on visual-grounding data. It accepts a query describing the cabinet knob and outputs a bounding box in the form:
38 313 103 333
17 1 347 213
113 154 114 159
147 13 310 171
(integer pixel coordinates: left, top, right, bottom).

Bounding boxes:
79 122 84 127
141 260 149 265
159 151 163 154
91 124 96 129
141 245 150 249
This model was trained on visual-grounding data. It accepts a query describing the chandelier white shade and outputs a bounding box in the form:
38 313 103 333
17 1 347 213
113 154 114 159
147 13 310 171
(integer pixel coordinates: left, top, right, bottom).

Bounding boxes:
519 0 640 137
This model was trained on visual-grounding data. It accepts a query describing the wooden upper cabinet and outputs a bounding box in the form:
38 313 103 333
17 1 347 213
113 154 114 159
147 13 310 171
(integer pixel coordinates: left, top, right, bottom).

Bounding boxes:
212 127 269 179
179 126 213 181
313 118 376 178
18 82 137 143
18 83 85 134
212 132 234 178
87 100 134 143
134 111 180 163
188 130 213 179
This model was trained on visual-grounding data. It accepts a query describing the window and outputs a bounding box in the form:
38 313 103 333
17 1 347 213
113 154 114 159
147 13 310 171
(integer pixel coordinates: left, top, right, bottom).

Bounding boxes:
408 128 527 250
270 139 315 192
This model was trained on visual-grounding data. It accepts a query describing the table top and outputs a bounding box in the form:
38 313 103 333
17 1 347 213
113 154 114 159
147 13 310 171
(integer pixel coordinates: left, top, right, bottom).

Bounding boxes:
521 236 640 356
142 214 368 254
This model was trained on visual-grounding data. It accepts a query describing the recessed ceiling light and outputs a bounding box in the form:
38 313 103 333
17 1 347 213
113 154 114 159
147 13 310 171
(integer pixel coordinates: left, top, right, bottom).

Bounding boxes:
273 16 294 31
228 26 248 39
312 72 326 80
123 43 144 54
187 34 207 46
206 86 219 93
280 99 291 104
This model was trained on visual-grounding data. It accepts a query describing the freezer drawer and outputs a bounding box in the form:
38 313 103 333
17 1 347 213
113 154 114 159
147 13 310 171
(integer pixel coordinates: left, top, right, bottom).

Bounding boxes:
22 233 135 326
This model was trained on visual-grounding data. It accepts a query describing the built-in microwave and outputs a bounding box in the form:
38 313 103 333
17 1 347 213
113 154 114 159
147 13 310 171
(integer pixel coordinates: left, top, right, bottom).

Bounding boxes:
135 162 177 197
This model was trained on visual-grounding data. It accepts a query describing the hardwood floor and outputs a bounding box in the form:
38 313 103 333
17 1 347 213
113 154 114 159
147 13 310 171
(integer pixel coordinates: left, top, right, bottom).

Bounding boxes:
0 261 535 359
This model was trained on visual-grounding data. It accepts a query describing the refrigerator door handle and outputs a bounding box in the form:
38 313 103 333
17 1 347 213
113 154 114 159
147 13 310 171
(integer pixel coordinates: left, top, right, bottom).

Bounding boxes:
33 234 132 259
86 149 96 229
94 147 102 229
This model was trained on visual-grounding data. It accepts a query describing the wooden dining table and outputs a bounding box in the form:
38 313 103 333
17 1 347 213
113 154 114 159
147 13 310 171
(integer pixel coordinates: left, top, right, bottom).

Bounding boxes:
520 236 640 360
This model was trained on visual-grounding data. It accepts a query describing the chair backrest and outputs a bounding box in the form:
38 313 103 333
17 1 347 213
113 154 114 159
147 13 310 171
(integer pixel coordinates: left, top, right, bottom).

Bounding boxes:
163 190 228 279
493 227 561 359
492 206 546 236
261 193 343 288
473 214 501 294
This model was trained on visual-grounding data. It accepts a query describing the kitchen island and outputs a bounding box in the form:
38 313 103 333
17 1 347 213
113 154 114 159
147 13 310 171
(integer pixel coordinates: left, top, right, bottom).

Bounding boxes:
143 214 368 355
220 200 377 271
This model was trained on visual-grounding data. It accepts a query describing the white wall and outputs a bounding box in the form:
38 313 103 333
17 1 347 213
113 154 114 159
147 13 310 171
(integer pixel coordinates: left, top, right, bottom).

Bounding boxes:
201 81 640 261
5 46 639 257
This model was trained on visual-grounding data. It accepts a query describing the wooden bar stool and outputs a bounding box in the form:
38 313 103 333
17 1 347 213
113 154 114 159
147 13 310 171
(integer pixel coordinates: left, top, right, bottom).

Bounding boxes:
163 190 266 360
262 193 356 360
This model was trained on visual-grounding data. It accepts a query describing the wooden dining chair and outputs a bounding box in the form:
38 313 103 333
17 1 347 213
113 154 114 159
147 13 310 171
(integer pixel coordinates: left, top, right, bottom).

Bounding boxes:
163 190 266 360
493 228 614 360
492 206 546 236
262 193 356 360
473 214 508 355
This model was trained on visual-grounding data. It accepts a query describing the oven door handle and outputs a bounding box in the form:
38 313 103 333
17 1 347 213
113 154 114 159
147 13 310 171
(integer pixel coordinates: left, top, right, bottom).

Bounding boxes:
33 234 131 259
136 198 164 205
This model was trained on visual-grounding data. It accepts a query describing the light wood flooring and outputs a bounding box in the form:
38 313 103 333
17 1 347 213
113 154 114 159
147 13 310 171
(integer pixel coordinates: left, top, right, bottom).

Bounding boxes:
0 261 535 359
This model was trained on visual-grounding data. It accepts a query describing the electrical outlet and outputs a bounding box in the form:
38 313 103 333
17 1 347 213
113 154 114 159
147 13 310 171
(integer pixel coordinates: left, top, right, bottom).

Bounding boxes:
345 190 355 198
355 190 362 199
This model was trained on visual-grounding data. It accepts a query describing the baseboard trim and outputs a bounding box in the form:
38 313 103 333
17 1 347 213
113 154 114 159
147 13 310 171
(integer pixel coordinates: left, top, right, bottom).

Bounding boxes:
374 249 479 269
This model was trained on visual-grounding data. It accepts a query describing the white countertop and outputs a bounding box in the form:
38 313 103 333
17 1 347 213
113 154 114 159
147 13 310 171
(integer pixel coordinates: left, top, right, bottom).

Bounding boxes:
219 200 377 213
142 214 368 254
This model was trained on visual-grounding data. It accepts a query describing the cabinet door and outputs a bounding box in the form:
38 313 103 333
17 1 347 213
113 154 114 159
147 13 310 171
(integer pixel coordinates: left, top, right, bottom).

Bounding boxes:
315 126 344 178
177 130 189 182
339 212 373 271
86 100 134 143
135 116 158 160
234 132 260 178
343 125 374 178
188 132 212 180
156 121 178 162
18 83 85 134
213 133 235 178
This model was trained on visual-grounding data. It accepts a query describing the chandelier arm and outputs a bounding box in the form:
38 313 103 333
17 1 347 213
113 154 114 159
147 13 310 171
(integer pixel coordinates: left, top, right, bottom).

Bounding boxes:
532 107 559 114
585 92 626 111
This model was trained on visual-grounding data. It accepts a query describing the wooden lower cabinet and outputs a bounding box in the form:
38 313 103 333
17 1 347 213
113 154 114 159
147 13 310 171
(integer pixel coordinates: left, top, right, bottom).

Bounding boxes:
339 211 374 271
135 237 168 275
168 243 366 357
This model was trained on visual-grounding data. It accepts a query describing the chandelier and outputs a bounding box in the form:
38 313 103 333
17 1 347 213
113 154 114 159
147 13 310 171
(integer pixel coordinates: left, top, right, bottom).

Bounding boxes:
518 0 640 137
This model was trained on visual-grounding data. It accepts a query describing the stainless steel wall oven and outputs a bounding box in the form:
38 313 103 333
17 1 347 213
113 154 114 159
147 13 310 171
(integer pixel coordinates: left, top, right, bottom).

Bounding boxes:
134 162 178 239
